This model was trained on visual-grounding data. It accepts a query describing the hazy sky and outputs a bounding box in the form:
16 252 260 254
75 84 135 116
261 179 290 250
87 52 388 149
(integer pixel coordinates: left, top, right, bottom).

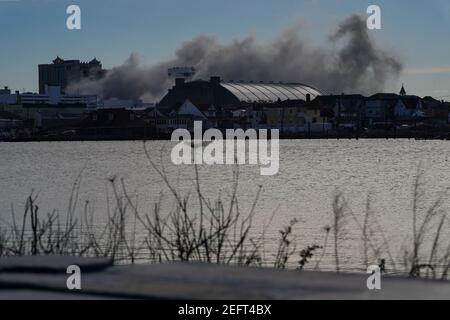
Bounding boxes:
1 0 450 99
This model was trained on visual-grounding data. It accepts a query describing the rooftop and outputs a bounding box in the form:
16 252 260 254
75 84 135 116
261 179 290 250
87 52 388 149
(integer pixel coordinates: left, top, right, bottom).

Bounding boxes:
220 81 322 103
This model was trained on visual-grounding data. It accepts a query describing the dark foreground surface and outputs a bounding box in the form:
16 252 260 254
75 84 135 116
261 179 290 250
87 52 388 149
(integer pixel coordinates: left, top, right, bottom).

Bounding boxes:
0 256 449 300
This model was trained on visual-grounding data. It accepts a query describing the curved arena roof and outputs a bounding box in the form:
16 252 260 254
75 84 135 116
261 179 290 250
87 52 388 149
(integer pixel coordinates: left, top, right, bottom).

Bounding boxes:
220 82 322 103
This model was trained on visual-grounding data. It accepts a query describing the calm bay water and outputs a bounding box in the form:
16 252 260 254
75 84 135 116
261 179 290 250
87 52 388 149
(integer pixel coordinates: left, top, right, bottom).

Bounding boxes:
1 139 450 271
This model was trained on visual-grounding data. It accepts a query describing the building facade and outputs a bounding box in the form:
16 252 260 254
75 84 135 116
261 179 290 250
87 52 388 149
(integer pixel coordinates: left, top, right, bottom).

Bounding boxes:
0 86 19 105
158 76 323 110
261 99 331 133
38 57 106 94
21 86 98 108
143 100 214 134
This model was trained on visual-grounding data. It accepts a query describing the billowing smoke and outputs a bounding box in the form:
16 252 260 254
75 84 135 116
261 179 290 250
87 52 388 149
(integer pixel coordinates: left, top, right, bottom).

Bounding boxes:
67 14 402 101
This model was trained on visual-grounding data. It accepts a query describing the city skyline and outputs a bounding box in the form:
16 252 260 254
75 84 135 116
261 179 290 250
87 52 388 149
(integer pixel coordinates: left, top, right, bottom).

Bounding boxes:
1 0 450 99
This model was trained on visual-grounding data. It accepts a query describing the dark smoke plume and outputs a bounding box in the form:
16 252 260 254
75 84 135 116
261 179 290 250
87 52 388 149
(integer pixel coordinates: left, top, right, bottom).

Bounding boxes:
67 14 402 101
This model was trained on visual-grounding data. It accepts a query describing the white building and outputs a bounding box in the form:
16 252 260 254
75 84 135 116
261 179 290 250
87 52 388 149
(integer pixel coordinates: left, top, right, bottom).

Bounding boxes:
20 85 98 108
394 97 424 119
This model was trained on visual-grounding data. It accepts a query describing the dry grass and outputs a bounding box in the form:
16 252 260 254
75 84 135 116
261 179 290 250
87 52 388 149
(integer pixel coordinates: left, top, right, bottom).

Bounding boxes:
1 151 450 280
322 166 450 279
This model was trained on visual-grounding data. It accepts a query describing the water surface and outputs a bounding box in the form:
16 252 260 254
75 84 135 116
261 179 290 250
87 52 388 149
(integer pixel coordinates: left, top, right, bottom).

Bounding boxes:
1 139 450 271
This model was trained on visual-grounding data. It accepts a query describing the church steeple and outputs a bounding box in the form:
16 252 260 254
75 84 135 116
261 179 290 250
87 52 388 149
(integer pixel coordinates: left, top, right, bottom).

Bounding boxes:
400 84 406 96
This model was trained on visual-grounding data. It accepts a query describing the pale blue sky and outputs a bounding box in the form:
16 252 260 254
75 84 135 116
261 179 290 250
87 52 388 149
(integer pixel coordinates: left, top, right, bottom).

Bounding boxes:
1 0 450 98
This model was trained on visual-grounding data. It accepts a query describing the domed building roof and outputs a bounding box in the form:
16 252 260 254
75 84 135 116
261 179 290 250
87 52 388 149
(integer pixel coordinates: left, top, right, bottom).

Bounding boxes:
220 81 322 103
158 76 323 109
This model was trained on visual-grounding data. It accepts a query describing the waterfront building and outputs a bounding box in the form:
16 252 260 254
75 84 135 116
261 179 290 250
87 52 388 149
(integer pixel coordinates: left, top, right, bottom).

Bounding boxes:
364 93 399 126
0 110 25 140
143 100 215 134
20 85 98 108
333 94 365 131
78 108 151 139
158 76 323 110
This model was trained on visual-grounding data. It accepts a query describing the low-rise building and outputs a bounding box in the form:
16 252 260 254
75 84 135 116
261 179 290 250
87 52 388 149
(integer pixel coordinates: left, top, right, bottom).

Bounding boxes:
422 98 450 126
20 85 98 108
261 99 331 133
21 104 88 130
333 94 365 130
78 108 151 138
100 99 146 110
0 110 25 140
0 86 19 105
393 95 424 122
143 100 214 134
364 93 398 126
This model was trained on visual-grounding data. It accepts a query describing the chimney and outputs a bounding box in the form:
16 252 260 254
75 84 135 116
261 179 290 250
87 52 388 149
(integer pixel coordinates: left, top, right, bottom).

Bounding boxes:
175 78 185 87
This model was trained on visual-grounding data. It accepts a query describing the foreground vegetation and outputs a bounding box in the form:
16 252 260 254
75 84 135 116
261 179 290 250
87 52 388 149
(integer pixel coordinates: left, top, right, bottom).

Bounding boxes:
1 144 450 280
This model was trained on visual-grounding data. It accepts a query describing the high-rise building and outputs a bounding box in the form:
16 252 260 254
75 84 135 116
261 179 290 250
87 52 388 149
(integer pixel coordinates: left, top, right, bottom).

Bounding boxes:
38 57 106 94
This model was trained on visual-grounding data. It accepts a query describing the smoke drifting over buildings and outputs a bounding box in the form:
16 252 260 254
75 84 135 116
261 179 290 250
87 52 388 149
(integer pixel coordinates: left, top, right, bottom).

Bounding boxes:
67 15 402 101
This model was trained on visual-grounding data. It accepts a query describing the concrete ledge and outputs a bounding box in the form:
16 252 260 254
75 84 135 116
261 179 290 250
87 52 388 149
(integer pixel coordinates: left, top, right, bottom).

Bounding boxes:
0 257 449 300
0 256 112 273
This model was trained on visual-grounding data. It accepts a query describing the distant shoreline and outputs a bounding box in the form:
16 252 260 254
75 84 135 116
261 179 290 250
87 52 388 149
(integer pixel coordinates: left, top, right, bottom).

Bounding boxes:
2 133 450 143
